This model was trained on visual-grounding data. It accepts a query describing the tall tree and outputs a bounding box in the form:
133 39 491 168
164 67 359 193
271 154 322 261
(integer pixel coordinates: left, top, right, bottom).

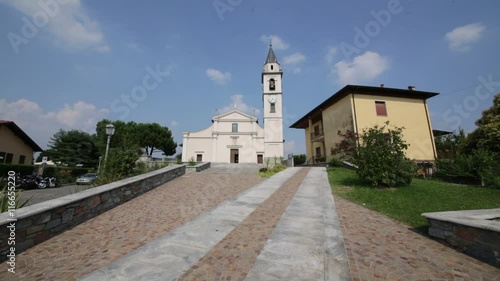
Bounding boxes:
138 123 177 156
464 94 500 153
43 129 99 167
94 120 177 157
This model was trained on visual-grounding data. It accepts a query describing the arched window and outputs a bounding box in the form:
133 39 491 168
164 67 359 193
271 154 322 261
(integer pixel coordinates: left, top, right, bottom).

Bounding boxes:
269 78 276 91
232 123 238 133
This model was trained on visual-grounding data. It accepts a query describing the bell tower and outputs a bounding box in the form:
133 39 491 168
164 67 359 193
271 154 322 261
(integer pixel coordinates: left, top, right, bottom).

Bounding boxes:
262 45 284 163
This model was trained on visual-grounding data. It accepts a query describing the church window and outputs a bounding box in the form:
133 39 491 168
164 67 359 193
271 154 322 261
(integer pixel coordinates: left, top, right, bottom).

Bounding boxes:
271 65 274 70
269 79 276 91
270 103 276 113
232 123 238 132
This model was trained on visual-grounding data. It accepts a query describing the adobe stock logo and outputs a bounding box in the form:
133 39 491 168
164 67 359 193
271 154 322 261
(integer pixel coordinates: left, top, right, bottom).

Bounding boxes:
7 0 71 54
339 0 406 60
110 64 173 120
442 74 500 130
212 0 245 21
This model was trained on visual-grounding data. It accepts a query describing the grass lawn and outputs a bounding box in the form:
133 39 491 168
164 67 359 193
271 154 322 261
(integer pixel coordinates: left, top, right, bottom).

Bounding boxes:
328 167 500 229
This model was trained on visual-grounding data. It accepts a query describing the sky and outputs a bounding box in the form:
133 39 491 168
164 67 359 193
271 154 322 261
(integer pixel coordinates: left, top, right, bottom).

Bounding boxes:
1 0 499 156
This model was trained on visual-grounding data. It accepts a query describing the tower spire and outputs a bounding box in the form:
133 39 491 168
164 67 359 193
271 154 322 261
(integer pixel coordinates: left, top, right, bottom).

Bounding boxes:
265 45 279 64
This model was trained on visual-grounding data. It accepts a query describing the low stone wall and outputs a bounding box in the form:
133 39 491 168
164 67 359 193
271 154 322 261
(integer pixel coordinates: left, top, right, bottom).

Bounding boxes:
186 162 210 173
422 209 500 268
0 165 185 262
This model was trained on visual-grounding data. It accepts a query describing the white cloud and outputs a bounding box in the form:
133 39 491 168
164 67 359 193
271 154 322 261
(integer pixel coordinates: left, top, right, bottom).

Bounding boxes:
283 53 306 65
445 23 485 51
170 120 179 127
260 35 289 50
219 94 260 116
0 98 109 149
283 52 306 74
325 47 337 65
331 51 389 85
2 0 109 52
206 68 231 85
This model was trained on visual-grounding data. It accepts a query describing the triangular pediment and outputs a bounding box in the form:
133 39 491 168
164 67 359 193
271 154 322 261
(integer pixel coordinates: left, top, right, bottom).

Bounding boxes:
212 110 257 122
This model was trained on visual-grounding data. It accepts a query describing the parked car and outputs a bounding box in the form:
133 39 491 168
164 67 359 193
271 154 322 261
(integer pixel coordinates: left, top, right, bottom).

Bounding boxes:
76 173 97 185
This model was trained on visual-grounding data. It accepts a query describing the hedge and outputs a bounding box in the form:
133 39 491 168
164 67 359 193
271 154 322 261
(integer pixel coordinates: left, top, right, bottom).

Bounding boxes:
0 164 34 176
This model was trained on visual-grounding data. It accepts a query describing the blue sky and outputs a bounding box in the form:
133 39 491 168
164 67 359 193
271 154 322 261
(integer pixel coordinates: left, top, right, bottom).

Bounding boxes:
1 0 499 156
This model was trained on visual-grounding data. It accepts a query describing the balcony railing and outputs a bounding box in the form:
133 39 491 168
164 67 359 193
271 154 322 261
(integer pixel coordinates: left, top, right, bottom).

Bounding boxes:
311 128 324 140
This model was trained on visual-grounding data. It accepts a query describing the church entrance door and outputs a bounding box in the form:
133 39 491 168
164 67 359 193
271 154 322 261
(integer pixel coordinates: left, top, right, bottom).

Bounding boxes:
230 149 239 163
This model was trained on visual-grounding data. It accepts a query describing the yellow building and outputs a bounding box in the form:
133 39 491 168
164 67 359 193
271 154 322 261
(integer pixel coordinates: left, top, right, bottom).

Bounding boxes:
290 85 438 164
0 120 43 165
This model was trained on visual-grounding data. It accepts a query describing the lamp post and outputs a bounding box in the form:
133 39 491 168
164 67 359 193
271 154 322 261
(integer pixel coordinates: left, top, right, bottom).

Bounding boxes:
103 124 115 172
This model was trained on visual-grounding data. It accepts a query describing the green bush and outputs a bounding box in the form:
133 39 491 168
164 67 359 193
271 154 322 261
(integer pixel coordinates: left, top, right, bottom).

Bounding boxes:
292 154 306 165
0 164 34 176
176 154 182 164
102 147 142 178
355 122 416 187
188 157 196 166
43 166 60 177
259 167 268 173
270 164 287 173
328 157 343 167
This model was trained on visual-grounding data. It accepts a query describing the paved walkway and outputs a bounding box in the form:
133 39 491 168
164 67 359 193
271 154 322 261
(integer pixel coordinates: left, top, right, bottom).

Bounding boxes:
2 165 499 280
1 166 349 280
335 197 500 281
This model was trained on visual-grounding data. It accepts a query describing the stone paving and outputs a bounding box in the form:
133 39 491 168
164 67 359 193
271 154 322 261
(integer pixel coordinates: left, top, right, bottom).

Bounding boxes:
0 172 263 280
2 164 499 281
178 168 310 281
335 197 500 281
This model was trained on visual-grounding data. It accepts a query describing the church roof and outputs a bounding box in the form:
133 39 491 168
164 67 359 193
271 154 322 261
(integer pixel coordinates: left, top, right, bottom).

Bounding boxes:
265 45 279 64
212 109 258 122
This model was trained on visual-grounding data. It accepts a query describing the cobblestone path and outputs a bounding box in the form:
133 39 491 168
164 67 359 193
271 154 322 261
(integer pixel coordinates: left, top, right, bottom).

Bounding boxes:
335 197 500 281
0 173 263 280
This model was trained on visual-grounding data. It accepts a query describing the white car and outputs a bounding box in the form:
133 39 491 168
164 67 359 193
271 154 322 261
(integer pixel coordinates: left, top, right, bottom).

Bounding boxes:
76 173 97 185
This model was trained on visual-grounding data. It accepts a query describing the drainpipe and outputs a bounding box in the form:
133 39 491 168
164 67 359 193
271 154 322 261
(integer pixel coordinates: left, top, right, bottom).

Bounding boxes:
308 117 313 163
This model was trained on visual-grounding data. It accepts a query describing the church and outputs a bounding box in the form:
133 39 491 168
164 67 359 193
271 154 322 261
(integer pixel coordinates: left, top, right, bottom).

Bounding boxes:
181 46 284 164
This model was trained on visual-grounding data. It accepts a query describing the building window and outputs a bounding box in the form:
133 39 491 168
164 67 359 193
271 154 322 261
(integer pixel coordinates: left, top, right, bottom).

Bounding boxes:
196 154 203 162
270 103 276 113
19 155 26 165
314 125 321 137
5 153 13 164
375 101 387 116
269 78 276 91
232 123 238 133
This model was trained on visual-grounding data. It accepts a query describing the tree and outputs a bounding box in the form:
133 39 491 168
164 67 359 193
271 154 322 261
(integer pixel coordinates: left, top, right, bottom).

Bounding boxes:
93 119 177 179
354 122 415 187
42 129 99 167
137 123 177 156
465 93 500 153
95 120 177 157
330 130 357 161
434 129 467 159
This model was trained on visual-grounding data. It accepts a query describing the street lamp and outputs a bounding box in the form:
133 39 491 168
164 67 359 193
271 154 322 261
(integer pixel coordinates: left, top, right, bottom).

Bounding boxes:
103 124 115 171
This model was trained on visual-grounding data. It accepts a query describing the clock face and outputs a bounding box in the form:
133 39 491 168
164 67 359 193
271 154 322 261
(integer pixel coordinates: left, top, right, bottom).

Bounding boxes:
268 95 276 103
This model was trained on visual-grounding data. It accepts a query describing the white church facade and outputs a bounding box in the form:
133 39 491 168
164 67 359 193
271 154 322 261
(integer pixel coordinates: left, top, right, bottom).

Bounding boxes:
181 46 284 164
